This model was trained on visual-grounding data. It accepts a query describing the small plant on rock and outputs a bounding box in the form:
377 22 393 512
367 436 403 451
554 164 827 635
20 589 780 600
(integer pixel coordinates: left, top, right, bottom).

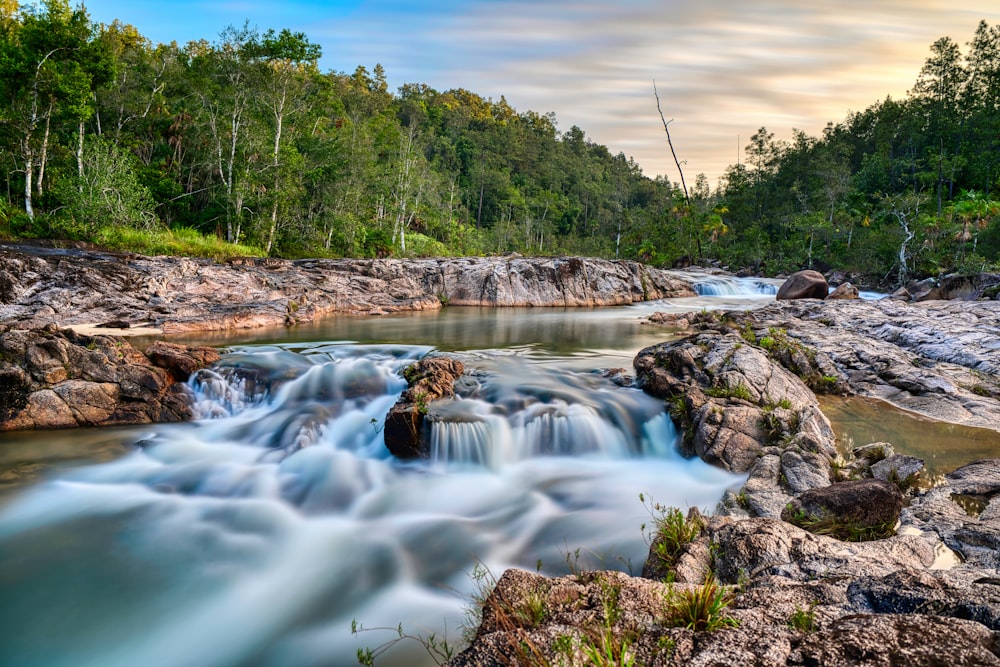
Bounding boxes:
662 577 739 632
788 602 818 632
640 494 704 571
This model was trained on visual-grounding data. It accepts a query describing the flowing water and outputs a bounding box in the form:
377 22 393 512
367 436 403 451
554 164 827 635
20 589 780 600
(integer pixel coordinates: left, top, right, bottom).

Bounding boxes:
0 274 825 667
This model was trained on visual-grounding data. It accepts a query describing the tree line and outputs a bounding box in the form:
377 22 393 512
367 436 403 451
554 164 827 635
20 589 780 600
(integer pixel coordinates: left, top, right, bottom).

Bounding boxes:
1 1 999 284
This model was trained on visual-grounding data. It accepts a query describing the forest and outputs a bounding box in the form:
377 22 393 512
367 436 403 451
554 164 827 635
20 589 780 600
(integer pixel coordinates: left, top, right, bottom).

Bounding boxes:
1 0 999 285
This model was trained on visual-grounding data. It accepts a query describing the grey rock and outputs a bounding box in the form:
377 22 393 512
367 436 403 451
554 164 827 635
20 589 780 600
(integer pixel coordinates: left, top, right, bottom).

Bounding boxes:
947 459 1000 495
791 614 1000 666
871 454 925 486
0 244 696 333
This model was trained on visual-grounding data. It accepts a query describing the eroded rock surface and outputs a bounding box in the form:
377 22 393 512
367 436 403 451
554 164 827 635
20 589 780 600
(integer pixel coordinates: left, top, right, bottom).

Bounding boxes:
0 324 218 429
383 356 465 459
0 244 695 334
634 327 838 516
693 299 1000 432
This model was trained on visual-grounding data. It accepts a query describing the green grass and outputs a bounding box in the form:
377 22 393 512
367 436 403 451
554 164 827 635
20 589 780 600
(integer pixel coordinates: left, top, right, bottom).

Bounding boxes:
705 382 754 401
788 603 818 632
662 577 739 632
92 226 262 260
640 495 704 571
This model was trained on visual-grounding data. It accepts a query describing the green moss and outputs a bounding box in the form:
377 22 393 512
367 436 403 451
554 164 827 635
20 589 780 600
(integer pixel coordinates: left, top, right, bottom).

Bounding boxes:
705 382 753 401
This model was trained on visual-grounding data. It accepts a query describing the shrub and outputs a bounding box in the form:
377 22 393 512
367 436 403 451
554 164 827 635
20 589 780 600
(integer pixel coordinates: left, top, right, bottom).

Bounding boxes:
662 577 739 632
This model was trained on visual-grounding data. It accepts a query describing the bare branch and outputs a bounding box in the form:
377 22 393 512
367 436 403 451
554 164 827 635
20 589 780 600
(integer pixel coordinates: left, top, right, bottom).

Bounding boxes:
653 80 689 206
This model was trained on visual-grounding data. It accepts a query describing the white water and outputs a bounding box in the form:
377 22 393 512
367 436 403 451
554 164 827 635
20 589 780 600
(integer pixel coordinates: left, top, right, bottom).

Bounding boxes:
0 278 771 667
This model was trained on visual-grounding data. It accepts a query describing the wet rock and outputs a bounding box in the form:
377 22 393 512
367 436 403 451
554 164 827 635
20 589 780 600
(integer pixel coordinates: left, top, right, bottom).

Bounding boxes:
635 331 836 486
782 479 903 541
904 459 1000 569
776 270 828 300
0 325 218 429
826 282 859 300
383 356 465 459
145 341 221 382
847 569 1000 630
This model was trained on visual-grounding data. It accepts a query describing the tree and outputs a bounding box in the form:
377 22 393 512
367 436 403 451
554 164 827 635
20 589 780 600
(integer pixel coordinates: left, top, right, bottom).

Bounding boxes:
0 0 106 219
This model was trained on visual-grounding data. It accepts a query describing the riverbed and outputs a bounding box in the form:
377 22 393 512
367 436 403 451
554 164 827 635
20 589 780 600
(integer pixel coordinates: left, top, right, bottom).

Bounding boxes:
2 275 993 667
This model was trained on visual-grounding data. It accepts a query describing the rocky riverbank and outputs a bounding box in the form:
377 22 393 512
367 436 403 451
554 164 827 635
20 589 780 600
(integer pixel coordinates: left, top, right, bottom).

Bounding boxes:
0 324 218 430
0 243 694 335
448 297 1000 666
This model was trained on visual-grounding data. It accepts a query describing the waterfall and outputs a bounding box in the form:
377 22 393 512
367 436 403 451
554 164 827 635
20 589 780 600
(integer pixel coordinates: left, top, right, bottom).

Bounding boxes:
689 274 781 296
0 341 742 667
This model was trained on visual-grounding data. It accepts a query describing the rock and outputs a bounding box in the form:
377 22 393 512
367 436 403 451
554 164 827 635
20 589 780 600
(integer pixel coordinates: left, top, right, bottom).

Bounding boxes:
946 459 1000 496
0 325 218 429
144 341 221 381
705 517 934 583
782 479 903 541
852 441 895 461
776 270 829 300
826 282 859 300
871 454 925 488
792 614 1000 666
847 569 1000 630
0 244 696 333
906 277 938 301
903 459 1000 569
383 356 465 458
702 299 1000 433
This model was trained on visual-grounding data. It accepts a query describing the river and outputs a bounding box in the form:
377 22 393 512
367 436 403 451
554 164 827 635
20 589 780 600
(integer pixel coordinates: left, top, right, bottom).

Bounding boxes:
1 274 780 667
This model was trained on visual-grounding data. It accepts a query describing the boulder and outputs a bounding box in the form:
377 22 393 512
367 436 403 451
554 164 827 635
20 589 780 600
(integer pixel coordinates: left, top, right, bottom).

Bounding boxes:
871 454 925 488
0 325 219 429
383 356 465 459
776 270 828 300
144 341 221 381
826 282 859 300
782 479 903 541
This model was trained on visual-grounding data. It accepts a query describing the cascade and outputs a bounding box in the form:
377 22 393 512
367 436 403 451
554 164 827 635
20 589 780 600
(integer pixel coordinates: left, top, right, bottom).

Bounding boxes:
0 340 742 667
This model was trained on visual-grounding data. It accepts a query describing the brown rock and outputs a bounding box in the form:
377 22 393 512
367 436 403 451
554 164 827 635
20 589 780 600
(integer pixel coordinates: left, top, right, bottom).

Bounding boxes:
53 380 119 425
384 356 465 459
0 325 219 430
776 270 829 300
782 479 903 540
25 389 76 428
145 341 221 381
826 282 859 300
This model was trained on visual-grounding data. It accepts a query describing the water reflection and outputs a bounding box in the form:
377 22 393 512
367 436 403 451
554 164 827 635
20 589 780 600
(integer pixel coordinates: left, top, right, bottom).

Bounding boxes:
821 395 1000 477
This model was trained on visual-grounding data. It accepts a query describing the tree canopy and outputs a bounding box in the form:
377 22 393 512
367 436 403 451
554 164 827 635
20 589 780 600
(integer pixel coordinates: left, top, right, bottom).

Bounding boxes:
0 2 997 284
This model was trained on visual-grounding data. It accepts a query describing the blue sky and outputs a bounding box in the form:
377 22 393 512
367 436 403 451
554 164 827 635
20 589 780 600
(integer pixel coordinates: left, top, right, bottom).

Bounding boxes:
79 1 1000 185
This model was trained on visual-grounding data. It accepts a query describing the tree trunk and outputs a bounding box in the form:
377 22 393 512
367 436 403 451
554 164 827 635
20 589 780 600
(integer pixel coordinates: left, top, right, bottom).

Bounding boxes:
36 104 53 196
77 120 85 186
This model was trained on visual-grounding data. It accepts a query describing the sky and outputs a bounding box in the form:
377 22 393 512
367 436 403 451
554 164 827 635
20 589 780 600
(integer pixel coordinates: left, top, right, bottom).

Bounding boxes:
78 0 1000 186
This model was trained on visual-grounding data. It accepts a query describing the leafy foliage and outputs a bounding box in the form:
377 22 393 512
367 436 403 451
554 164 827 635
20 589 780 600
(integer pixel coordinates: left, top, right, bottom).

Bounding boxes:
0 4 999 280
